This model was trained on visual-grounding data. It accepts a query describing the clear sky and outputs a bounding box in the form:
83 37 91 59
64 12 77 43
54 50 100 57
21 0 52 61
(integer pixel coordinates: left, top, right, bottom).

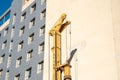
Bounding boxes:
0 0 12 16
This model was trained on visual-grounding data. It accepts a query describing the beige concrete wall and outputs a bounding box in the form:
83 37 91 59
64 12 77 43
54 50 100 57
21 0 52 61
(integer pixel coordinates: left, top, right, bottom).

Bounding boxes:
44 0 118 80
0 19 10 31
112 0 120 79
22 0 34 11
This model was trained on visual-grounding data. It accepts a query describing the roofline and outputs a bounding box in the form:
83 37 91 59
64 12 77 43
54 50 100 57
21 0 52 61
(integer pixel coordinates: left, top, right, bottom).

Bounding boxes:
0 7 11 20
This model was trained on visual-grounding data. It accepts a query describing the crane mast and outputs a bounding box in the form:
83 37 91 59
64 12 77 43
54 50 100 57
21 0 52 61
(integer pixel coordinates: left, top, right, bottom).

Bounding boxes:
49 13 71 80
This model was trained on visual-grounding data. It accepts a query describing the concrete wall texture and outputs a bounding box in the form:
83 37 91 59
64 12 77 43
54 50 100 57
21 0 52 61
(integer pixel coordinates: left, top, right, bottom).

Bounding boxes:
0 0 120 80
44 0 120 80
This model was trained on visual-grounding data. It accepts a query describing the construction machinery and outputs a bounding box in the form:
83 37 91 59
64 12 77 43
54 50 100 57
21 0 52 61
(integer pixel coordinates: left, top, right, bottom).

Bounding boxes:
49 13 71 80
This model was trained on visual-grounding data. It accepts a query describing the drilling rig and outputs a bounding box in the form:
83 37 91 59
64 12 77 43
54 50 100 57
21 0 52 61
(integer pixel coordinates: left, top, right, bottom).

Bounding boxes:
49 13 71 80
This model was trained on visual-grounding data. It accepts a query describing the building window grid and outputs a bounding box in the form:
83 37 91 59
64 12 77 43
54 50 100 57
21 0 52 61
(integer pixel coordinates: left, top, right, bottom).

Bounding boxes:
0 69 3 78
7 55 12 68
25 68 32 80
9 40 13 52
16 57 22 68
19 26 25 36
39 25 45 36
4 27 9 36
40 9 46 20
29 18 35 28
18 41 24 52
28 33 34 44
37 61 43 73
2 40 7 49
5 70 9 80
14 74 20 80
0 0 46 79
27 50 33 61
38 42 44 54
31 3 36 13
13 13 16 25
11 27 15 38
21 12 26 22
0 54 5 64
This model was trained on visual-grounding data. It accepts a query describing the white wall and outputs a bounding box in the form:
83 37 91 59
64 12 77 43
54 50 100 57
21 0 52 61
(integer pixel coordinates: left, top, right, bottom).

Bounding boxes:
44 0 118 80
112 0 120 79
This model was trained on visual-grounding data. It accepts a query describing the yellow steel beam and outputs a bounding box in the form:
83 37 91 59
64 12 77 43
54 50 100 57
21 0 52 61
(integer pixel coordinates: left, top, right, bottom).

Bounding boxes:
49 13 71 80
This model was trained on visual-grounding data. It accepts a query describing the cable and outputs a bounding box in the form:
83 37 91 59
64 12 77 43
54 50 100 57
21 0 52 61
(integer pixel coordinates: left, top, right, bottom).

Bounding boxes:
66 27 68 61
69 23 71 55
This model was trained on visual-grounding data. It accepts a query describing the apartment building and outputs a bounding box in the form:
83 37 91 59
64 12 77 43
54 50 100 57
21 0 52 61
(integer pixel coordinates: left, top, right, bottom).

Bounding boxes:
44 0 120 80
0 0 46 80
1 0 120 80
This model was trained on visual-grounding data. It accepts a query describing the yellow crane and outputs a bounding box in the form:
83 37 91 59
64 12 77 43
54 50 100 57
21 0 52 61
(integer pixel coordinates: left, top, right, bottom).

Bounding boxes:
49 13 71 80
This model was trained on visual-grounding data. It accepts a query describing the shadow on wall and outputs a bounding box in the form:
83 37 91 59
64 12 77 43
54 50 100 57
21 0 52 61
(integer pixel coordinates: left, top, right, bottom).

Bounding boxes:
68 48 77 64
67 40 87 64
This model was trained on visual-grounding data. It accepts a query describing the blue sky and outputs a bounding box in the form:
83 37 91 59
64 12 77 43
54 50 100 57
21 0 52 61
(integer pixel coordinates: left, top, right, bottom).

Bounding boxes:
0 0 12 16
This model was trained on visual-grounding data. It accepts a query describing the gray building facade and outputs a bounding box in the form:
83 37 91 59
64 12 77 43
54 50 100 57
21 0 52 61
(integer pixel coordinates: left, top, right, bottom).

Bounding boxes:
0 0 46 80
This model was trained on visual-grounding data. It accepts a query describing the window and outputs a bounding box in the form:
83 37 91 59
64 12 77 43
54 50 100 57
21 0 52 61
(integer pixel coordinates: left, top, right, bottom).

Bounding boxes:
27 50 33 61
0 54 5 64
29 18 35 28
37 61 43 73
16 57 22 68
14 74 20 80
9 40 13 52
4 27 9 36
40 9 46 20
23 0 29 5
21 12 26 21
5 70 9 80
25 68 32 80
31 3 36 13
2 40 7 49
39 25 45 36
19 26 25 36
7 55 12 68
11 27 15 38
38 42 44 54
13 13 16 25
28 33 34 44
18 41 24 51
41 0 46 5
0 69 3 78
